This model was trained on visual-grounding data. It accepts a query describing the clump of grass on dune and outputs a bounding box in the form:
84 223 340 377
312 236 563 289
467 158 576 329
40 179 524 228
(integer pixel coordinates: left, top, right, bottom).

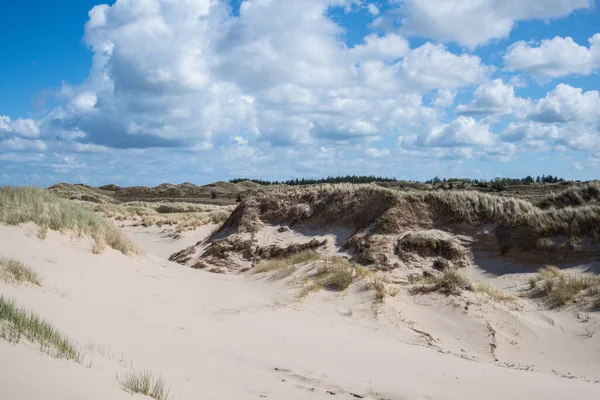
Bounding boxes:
252 250 322 274
0 186 136 255
0 256 42 286
314 256 354 291
409 268 514 303
119 370 171 400
527 266 600 308
410 268 473 296
0 296 81 361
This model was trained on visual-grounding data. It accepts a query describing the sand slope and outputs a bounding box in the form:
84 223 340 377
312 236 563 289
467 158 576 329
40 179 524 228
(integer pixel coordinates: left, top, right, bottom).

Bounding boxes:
1 223 599 399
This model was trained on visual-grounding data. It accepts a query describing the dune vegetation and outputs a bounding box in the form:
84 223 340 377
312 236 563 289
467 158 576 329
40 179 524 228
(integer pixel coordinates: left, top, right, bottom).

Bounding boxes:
527 266 600 308
0 256 42 286
87 201 233 230
0 296 81 361
0 186 136 255
118 370 172 400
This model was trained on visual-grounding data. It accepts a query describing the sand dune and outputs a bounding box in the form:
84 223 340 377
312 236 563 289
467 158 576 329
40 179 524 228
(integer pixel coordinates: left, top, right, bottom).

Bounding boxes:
1 221 600 399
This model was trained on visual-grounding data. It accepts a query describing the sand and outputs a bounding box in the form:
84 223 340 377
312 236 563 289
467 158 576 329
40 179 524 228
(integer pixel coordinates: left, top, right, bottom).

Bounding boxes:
1 222 600 399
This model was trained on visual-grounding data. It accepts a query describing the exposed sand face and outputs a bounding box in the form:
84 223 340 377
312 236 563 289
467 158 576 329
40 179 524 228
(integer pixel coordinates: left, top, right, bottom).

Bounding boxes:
1 223 600 400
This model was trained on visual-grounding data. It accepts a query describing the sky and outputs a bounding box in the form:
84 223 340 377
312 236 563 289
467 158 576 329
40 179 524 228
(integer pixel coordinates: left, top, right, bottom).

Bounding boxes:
1 0 600 186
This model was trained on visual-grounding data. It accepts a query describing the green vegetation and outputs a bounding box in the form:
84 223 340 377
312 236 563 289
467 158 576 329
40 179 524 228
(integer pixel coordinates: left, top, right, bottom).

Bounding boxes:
230 175 399 186
527 266 600 308
0 257 42 286
118 370 171 400
0 186 136 255
0 296 81 361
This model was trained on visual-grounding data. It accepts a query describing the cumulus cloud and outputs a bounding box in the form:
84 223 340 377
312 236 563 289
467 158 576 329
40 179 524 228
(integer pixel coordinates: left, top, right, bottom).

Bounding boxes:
0 116 40 137
432 89 456 108
528 84 600 123
349 33 410 62
4 0 600 185
455 79 530 117
398 43 491 89
504 34 600 78
12 0 496 157
421 116 495 147
397 0 592 48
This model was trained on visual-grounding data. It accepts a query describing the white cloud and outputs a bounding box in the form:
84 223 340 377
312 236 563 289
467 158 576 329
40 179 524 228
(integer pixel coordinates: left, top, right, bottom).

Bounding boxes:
350 33 410 62
71 92 98 112
399 43 492 89
367 3 380 16
504 34 600 78
397 0 592 48
0 138 47 152
456 79 530 116
423 116 495 147
366 147 390 158
0 116 10 132
0 117 40 137
433 89 456 108
528 84 600 123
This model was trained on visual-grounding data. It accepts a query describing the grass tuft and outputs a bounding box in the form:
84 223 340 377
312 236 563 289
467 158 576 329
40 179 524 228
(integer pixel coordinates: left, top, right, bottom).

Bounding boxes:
473 282 514 303
527 266 600 308
0 256 42 286
0 186 136 255
252 250 322 274
118 370 171 400
410 268 473 296
315 257 354 291
0 296 80 361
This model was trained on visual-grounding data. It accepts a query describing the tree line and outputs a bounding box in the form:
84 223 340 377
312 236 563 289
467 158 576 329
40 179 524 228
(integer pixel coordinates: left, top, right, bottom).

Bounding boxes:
230 174 568 187
229 175 399 186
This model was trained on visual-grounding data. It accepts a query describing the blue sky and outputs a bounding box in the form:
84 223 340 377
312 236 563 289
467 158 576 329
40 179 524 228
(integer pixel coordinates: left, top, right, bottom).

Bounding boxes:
1 0 600 186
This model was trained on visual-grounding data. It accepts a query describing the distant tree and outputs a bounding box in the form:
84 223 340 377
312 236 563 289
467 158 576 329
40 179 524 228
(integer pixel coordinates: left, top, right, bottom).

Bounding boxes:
210 190 218 199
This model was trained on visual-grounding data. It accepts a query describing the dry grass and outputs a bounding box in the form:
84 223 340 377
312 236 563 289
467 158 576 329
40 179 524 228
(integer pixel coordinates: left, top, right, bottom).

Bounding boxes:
118 370 171 400
527 266 600 308
90 201 233 230
0 296 81 361
537 182 600 209
409 269 514 303
252 250 322 274
473 282 514 303
314 257 354 291
0 257 42 286
397 230 471 268
0 186 136 255
410 268 473 296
